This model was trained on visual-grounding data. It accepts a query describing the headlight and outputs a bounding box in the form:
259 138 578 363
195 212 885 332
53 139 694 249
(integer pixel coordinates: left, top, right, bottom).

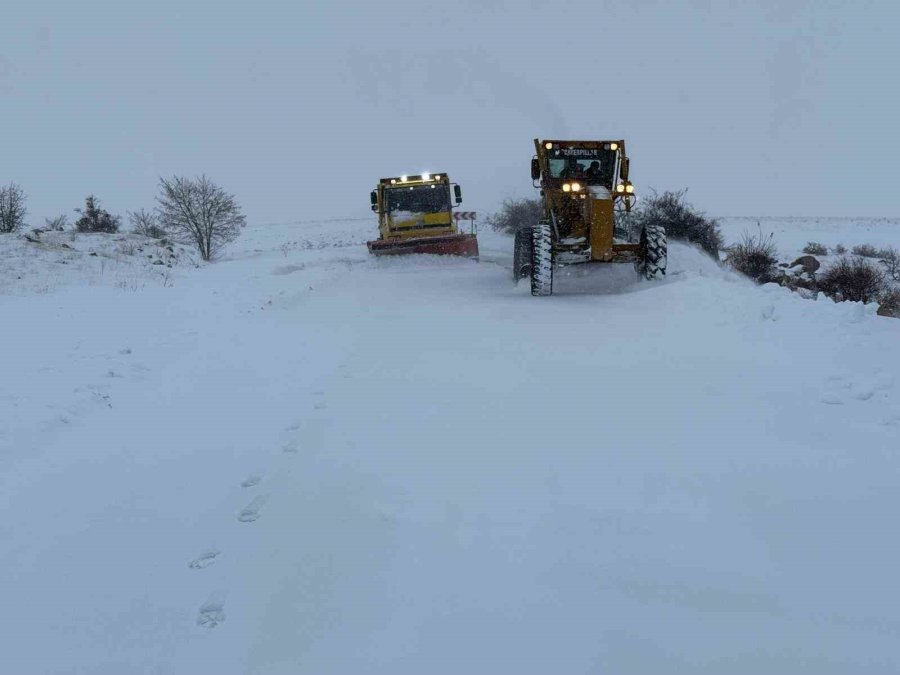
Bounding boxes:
616 184 625 193
625 185 634 194
571 182 582 192
422 173 431 181
610 143 618 151
545 142 553 149
562 183 571 192
400 175 408 182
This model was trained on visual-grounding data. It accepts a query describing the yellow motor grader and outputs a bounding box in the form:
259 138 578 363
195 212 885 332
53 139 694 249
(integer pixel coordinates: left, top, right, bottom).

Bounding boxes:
514 138 666 296
367 173 479 258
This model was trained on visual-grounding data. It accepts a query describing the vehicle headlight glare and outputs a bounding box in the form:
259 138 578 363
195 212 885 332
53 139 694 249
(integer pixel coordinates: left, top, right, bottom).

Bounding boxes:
562 183 571 192
625 184 634 194
571 182 582 192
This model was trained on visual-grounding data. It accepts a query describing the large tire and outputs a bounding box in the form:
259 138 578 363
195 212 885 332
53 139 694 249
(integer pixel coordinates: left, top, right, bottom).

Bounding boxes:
637 223 667 280
513 226 534 283
531 221 554 296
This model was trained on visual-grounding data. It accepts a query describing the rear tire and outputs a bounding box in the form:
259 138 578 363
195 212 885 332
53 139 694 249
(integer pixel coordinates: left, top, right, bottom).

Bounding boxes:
637 223 667 280
513 226 534 283
531 221 554 296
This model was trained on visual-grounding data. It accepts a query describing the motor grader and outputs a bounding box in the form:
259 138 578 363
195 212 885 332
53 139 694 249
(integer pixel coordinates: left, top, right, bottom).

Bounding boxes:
367 173 479 258
514 138 666 296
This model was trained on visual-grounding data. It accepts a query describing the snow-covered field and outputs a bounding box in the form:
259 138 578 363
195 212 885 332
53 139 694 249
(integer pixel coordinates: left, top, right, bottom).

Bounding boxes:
718 215 900 260
2 218 900 674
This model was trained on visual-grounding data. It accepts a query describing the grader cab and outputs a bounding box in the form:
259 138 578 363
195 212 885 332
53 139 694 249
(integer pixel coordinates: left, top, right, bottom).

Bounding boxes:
514 139 666 295
367 173 479 258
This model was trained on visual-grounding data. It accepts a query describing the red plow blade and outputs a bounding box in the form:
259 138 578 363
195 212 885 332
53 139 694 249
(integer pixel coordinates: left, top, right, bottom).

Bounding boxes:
367 233 479 258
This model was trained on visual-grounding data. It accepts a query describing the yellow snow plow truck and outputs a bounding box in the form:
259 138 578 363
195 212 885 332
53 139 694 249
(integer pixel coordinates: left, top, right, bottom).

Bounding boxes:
367 173 479 257
514 139 666 296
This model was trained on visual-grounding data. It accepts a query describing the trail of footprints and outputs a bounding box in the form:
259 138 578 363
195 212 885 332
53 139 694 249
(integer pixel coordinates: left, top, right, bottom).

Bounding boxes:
191 403 320 628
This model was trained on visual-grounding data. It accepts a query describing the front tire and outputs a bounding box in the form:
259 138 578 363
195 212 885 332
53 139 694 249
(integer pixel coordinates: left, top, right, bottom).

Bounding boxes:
513 226 534 283
531 221 554 296
637 223 667 280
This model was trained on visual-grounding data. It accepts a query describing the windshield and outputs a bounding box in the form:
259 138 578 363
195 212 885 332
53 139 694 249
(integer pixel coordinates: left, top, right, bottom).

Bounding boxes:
546 147 616 187
386 184 450 214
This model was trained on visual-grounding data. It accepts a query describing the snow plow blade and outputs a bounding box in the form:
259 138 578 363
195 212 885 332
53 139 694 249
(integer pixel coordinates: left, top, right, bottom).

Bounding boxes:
367 233 479 258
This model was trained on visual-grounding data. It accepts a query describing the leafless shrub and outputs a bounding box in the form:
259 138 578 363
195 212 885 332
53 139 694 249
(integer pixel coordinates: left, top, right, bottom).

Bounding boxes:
155 175 245 261
45 214 68 231
725 231 778 282
851 243 880 258
0 182 27 233
833 244 847 255
486 197 543 234
818 256 887 303
877 246 900 281
630 189 723 257
129 208 166 239
803 241 828 255
75 195 120 233
878 287 900 318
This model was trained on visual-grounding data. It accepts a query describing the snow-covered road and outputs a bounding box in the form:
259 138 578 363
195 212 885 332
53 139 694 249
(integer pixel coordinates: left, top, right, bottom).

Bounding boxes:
2 222 899 673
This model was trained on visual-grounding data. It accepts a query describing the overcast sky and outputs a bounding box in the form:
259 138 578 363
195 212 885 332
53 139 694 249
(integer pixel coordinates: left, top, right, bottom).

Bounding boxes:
3 0 898 226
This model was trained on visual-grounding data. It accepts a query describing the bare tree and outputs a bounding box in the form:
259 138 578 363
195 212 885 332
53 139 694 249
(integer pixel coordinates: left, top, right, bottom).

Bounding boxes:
155 175 245 261
128 208 166 238
0 182 28 233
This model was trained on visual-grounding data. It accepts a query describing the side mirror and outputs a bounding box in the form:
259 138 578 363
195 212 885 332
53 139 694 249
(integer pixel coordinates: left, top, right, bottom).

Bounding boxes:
454 185 462 204
620 157 630 181
369 190 378 206
371 204 378 212
531 158 540 181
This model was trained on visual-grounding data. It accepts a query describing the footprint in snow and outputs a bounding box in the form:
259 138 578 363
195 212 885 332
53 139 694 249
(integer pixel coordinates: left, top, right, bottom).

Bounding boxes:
283 439 299 454
238 496 266 523
822 373 893 405
241 474 262 488
188 549 220 569
197 596 225 628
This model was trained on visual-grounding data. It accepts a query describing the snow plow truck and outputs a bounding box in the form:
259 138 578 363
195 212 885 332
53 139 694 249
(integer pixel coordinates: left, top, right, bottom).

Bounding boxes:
367 173 479 258
515 139 666 296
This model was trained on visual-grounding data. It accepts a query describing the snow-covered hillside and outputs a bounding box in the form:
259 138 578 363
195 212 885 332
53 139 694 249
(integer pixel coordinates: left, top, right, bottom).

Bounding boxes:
2 219 899 674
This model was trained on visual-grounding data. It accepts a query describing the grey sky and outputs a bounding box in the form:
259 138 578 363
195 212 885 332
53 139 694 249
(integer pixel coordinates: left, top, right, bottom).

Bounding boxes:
3 0 898 226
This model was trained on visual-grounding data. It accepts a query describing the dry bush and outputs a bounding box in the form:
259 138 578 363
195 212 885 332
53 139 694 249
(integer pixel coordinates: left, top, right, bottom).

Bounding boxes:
486 197 543 234
803 241 827 255
818 256 887 303
833 244 847 255
129 208 167 239
878 287 900 318
45 215 68 231
725 231 778 282
630 190 723 257
877 246 899 281
851 243 880 258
